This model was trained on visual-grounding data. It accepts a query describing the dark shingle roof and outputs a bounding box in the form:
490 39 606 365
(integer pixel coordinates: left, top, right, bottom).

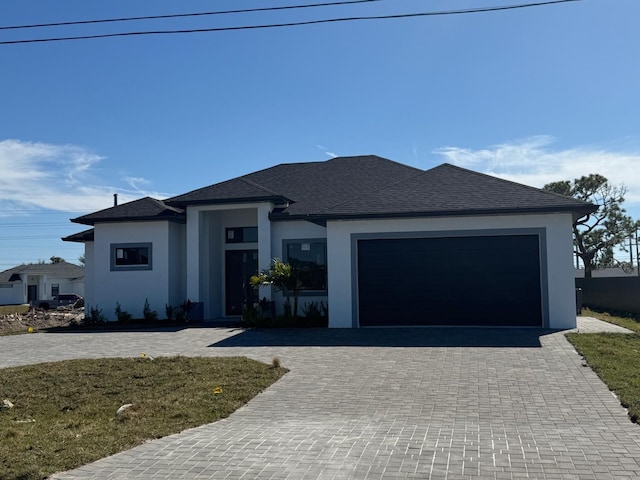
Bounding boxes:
166 155 422 213
0 261 84 283
71 197 184 226
62 229 94 243
308 163 596 220
70 156 596 225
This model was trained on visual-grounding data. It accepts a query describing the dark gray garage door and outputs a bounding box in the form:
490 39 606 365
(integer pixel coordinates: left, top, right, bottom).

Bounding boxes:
357 235 542 327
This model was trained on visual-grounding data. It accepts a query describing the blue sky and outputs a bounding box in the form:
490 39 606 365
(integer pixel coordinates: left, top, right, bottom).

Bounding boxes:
1 0 639 268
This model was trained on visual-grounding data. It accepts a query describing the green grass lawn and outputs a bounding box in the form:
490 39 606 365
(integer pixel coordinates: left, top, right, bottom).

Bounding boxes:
0 356 287 480
567 308 640 425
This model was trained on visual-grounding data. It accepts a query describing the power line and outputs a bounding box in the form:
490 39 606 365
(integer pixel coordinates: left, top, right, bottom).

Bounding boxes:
0 0 582 45
0 0 384 31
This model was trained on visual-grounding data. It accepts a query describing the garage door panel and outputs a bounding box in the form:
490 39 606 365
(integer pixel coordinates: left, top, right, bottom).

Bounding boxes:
357 235 542 327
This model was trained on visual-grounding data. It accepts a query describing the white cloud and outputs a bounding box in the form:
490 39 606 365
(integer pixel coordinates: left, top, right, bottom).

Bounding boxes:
0 139 167 214
123 176 151 191
433 136 640 206
316 144 337 158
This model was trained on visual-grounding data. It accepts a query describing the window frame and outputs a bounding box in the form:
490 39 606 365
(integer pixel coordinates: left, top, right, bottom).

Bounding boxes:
110 242 153 271
225 226 258 244
51 284 59 297
282 238 327 295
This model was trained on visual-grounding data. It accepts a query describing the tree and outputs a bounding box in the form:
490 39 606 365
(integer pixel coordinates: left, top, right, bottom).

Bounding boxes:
250 258 303 318
78 254 85 266
49 256 65 264
544 174 638 278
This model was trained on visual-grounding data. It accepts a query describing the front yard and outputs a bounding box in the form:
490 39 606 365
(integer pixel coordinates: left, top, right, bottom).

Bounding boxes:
567 308 640 424
0 356 286 480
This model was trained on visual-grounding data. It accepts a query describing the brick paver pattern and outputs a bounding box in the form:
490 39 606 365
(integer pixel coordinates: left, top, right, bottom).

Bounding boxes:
1 317 639 479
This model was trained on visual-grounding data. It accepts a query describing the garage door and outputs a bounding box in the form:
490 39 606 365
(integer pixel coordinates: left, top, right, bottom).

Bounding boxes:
357 235 542 327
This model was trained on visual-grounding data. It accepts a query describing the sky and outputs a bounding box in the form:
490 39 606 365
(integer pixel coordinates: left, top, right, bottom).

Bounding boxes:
0 0 639 269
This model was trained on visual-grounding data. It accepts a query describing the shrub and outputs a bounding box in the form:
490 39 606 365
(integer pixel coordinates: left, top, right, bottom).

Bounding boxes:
86 305 106 324
143 298 158 322
175 299 194 323
301 301 323 319
165 304 175 321
114 302 133 323
242 303 261 325
283 298 292 318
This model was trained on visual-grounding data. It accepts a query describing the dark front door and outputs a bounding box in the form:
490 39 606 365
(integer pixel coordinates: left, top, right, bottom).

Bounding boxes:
225 250 258 316
27 285 38 303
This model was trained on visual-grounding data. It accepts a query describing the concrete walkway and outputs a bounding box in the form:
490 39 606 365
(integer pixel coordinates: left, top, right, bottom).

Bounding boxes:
1 318 639 479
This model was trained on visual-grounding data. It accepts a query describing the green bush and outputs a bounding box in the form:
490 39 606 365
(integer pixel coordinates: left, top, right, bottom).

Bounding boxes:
114 302 133 323
143 298 158 322
86 305 106 324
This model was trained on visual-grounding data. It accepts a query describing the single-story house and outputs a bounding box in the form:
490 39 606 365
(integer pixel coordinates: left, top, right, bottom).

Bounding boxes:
64 155 595 328
0 261 84 306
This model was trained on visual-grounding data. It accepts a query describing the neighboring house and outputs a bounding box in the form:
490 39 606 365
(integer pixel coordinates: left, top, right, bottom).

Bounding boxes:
0 261 84 306
64 155 595 328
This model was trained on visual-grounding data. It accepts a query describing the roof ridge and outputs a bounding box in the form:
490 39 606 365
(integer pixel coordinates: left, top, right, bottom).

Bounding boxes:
243 161 323 187
317 166 426 213
147 197 184 213
239 177 285 198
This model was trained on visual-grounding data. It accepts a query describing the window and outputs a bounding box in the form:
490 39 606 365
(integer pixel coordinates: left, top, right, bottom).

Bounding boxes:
51 284 59 297
226 227 258 243
284 239 327 292
110 243 152 271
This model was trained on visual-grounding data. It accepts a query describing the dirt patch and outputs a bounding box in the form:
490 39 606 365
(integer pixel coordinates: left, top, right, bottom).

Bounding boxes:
0 307 84 335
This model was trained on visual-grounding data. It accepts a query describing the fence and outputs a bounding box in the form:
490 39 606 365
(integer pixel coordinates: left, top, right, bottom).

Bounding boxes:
575 277 640 315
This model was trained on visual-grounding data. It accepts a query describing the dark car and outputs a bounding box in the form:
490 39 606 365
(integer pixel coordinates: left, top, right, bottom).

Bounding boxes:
36 294 84 310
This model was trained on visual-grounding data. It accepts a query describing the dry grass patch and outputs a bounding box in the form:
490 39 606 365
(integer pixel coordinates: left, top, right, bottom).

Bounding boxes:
0 305 30 316
0 356 287 480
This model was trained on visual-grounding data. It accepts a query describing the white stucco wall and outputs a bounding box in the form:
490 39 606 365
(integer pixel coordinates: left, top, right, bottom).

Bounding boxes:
44 277 78 298
0 283 23 305
83 242 95 311
326 213 576 329
168 222 186 307
92 221 177 320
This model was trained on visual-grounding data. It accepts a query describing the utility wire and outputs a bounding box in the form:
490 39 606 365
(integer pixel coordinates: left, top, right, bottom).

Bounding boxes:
0 0 581 45
0 0 384 31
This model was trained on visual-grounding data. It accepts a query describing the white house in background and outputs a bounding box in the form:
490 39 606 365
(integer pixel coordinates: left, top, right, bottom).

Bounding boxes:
0 261 84 306
64 155 595 328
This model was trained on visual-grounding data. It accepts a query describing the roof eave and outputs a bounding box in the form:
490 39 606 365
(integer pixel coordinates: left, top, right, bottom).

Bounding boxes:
166 195 288 208
71 215 186 227
270 205 597 222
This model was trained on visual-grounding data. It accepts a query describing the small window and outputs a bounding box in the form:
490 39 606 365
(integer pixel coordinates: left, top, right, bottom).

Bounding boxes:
51 284 59 297
226 227 258 243
110 243 152 271
284 239 327 292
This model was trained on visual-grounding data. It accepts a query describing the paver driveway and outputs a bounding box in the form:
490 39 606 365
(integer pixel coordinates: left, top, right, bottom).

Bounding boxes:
2 318 640 479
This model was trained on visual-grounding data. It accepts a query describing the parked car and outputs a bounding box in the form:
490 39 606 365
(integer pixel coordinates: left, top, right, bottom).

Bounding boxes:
35 294 83 310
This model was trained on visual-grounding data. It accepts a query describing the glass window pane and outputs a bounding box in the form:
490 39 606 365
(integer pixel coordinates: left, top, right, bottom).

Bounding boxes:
287 242 327 291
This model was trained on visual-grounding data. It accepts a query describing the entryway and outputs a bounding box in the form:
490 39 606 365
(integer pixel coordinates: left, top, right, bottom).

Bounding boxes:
225 250 258 316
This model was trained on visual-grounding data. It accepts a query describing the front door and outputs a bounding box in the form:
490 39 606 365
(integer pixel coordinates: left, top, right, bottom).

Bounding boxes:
27 285 38 303
225 250 258 316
